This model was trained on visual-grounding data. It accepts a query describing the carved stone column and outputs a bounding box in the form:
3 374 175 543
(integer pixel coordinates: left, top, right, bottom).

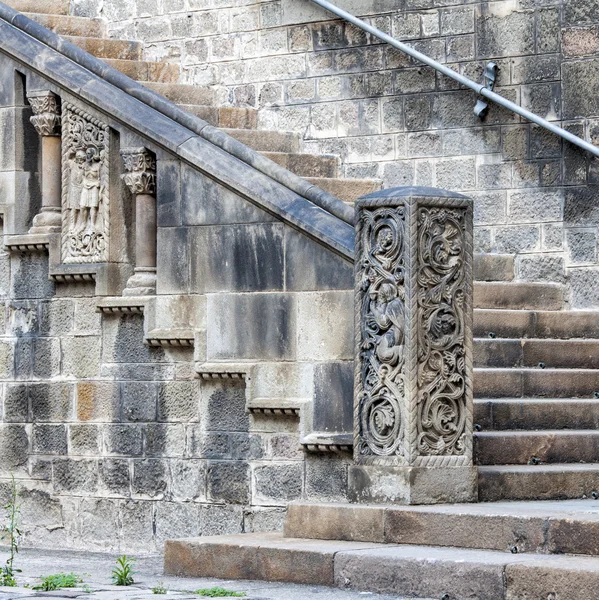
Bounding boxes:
350 186 476 505
27 91 62 233
121 147 157 296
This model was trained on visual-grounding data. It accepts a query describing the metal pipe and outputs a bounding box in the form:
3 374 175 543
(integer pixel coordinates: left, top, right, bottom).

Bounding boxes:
310 0 599 159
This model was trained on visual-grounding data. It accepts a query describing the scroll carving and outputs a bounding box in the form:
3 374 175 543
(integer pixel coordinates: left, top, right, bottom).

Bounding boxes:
61 103 109 263
121 148 156 195
355 191 472 469
355 206 407 461
416 207 467 457
28 91 61 137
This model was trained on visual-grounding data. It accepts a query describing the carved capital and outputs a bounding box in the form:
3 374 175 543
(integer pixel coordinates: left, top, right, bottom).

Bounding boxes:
27 91 61 137
121 147 157 196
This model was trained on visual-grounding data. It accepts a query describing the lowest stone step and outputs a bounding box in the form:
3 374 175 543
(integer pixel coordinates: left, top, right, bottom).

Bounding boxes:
164 531 599 600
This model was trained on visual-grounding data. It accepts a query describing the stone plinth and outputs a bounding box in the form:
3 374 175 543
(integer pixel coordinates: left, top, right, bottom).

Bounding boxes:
350 186 476 504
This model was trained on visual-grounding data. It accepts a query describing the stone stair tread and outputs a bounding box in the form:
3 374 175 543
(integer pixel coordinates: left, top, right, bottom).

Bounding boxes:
475 429 599 465
474 367 599 398
474 308 599 339
304 177 383 204
177 104 257 129
474 282 564 311
23 12 105 37
261 151 340 178
474 338 599 369
103 59 179 83
143 82 216 106
63 36 144 61
284 499 599 555
222 128 300 153
164 531 599 598
3 0 69 14
474 253 515 282
479 463 599 502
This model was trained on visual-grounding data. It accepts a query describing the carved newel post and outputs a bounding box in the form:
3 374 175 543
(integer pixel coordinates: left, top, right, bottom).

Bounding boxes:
350 186 477 505
121 147 157 295
28 91 62 233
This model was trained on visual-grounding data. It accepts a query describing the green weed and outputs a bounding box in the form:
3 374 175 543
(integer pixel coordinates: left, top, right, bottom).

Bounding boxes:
33 573 83 591
112 555 135 586
0 475 21 587
193 587 246 597
152 581 168 594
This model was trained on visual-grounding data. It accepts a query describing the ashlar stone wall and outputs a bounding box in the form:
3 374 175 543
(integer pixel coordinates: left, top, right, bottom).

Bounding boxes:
0 46 355 553
68 0 599 307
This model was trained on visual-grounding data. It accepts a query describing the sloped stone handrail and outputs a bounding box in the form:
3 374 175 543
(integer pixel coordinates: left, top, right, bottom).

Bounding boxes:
0 0 355 227
0 10 355 260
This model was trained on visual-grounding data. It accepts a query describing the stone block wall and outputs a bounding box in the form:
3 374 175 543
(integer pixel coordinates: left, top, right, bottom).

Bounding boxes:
0 47 355 552
66 0 599 307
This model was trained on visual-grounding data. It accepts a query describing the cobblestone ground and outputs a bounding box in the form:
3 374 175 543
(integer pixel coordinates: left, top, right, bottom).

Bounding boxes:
0 548 426 600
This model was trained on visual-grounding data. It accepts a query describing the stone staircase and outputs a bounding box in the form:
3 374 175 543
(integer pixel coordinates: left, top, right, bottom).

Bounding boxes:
4 0 381 204
162 254 599 597
473 254 599 502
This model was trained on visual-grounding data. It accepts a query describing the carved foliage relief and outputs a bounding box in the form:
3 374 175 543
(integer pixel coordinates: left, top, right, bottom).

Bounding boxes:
416 206 468 458
61 103 109 263
355 204 407 461
356 197 471 466
28 92 61 137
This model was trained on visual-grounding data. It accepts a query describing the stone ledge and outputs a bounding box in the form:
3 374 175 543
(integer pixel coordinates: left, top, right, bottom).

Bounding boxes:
301 432 353 453
195 362 253 380
247 397 305 416
4 232 55 252
96 296 149 314
146 328 194 347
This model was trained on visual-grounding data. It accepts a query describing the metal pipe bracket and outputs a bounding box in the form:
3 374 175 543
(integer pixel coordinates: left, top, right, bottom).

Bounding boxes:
474 62 499 119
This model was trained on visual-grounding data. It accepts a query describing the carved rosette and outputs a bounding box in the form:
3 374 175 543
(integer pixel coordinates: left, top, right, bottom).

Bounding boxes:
355 190 473 468
121 148 156 195
28 91 61 137
61 103 110 264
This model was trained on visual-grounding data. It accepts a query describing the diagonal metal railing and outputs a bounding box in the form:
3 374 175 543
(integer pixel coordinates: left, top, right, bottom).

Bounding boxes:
309 0 599 159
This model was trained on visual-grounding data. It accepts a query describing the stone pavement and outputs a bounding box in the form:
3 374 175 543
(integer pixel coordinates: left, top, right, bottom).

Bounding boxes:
0 547 426 599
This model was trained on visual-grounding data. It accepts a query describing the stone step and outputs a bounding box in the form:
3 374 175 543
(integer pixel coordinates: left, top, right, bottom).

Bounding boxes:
223 129 300 153
305 177 382 204
64 36 143 61
178 105 257 130
474 338 599 368
4 0 69 14
473 253 514 282
475 398 599 430
261 152 340 179
143 82 216 107
474 368 599 398
105 59 180 84
474 282 564 310
474 308 599 340
475 430 599 465
479 463 599 501
24 12 105 37
284 500 599 555
164 531 599 599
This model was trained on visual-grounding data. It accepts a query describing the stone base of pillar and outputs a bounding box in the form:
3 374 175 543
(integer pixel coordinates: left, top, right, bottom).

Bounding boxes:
348 465 478 505
123 267 156 296
29 207 61 234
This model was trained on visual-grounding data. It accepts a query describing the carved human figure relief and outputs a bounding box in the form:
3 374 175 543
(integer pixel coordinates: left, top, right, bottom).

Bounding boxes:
355 205 407 461
61 103 109 263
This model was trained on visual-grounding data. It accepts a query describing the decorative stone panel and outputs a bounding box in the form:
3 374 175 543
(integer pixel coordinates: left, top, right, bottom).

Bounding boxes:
350 186 477 504
61 103 110 264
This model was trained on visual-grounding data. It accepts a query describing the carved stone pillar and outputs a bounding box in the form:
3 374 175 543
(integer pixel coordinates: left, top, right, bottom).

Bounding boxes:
350 186 476 505
27 91 62 233
121 147 157 296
